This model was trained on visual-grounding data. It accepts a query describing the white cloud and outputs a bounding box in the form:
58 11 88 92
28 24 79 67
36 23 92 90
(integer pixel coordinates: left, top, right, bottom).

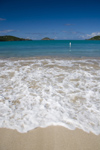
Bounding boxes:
65 23 74 26
0 18 6 21
79 32 100 39
31 37 37 40
62 31 67 33
54 36 58 39
86 32 100 38
79 35 85 39
0 30 14 33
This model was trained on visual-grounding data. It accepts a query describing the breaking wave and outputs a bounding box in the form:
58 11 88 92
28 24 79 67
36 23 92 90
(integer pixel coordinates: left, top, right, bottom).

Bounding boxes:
0 57 100 134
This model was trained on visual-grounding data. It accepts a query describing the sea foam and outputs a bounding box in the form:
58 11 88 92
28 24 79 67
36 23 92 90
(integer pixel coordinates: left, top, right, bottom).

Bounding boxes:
0 58 100 134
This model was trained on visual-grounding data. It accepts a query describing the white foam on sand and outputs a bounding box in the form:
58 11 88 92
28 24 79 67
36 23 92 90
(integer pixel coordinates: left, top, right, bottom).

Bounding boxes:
0 58 100 134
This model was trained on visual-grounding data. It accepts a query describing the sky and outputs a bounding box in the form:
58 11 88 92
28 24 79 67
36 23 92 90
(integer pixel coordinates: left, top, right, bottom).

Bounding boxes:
0 0 100 40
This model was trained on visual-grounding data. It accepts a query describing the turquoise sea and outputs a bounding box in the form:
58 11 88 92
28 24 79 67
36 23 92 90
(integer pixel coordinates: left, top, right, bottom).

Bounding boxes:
0 40 100 58
0 40 100 134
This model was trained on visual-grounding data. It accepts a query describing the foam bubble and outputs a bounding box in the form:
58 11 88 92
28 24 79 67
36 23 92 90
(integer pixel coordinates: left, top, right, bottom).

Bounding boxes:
0 58 100 134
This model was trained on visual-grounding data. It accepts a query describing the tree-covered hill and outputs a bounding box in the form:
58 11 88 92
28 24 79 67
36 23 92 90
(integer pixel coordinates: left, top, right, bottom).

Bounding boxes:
41 37 54 40
87 36 100 40
0 35 32 41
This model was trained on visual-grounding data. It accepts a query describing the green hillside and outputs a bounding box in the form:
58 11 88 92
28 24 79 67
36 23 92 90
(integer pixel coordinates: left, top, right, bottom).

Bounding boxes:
0 35 32 41
88 35 100 40
41 37 54 40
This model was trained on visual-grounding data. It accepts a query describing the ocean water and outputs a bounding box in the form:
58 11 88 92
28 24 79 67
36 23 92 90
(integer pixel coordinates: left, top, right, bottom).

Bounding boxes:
0 40 100 134
0 40 100 58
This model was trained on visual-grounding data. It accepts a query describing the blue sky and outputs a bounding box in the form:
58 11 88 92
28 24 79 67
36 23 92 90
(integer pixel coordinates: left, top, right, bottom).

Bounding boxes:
0 0 100 40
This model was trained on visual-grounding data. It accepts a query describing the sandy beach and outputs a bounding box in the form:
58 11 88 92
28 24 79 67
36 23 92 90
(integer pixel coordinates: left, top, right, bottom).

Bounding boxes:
0 126 100 150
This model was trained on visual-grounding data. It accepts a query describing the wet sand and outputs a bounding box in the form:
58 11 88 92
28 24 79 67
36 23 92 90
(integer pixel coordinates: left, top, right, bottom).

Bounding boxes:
0 126 100 150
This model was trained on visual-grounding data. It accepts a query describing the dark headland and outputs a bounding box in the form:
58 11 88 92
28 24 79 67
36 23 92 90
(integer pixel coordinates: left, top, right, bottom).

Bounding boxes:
87 35 100 40
0 35 32 42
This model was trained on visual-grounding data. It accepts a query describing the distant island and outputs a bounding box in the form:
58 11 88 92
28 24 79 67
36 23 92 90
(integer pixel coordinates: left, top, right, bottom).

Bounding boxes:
41 37 54 40
0 35 32 42
87 35 100 40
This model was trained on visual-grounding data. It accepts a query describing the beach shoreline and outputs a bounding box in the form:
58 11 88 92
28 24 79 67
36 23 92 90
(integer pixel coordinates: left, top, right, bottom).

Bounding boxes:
0 57 100 134
1 55 100 61
0 126 100 150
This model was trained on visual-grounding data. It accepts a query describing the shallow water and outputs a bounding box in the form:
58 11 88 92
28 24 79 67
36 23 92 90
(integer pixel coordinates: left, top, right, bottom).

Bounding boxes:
0 57 100 134
0 40 100 58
